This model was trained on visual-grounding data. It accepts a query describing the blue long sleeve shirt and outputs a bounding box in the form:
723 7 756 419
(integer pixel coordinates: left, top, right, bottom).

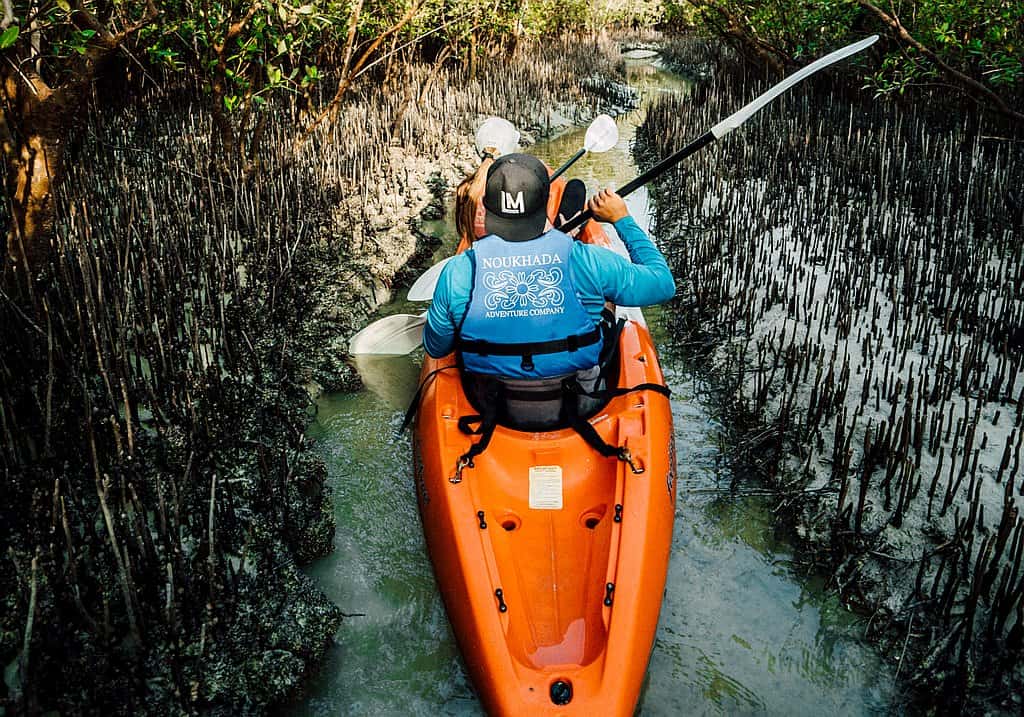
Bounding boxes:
424 216 674 358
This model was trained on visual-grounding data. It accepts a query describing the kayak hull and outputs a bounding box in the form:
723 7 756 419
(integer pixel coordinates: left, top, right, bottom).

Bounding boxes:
413 320 676 715
415 173 676 715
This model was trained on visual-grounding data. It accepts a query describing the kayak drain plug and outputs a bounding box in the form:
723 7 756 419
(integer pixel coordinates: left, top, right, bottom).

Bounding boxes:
550 680 573 706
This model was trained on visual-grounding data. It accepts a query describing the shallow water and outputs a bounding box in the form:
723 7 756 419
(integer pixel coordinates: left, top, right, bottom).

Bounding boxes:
295 55 896 716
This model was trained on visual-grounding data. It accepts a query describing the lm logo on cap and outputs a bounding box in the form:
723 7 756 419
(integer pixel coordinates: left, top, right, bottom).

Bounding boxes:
501 191 525 214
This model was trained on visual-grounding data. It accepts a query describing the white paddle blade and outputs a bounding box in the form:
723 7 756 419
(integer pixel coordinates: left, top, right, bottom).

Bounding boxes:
348 313 427 355
623 48 659 60
583 114 619 153
407 255 455 301
475 117 520 158
711 35 879 139
615 305 647 327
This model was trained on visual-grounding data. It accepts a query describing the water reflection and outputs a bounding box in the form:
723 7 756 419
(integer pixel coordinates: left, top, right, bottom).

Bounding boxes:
350 353 422 411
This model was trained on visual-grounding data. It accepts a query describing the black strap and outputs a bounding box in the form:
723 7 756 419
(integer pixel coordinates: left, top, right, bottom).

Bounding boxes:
456 326 602 357
455 251 476 337
572 381 672 402
401 366 458 432
560 377 669 470
562 381 621 458
457 414 485 434
454 383 501 476
457 413 498 465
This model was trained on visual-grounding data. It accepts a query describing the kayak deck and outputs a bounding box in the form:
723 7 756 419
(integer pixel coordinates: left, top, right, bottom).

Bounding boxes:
413 320 676 715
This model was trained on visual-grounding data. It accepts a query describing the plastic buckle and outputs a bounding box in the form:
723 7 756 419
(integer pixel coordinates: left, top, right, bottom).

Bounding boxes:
451 455 473 484
618 448 644 474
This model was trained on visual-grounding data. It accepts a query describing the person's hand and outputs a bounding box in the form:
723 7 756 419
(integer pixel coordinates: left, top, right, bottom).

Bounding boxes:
588 188 629 223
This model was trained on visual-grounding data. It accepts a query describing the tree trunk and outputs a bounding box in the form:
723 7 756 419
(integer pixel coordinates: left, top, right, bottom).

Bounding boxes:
2 68 72 279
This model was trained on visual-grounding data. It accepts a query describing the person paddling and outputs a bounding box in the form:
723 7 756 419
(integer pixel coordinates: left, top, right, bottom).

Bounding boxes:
424 152 674 427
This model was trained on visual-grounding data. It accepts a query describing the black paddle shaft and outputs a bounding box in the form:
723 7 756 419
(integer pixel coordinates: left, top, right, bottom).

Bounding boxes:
561 130 715 234
550 148 587 181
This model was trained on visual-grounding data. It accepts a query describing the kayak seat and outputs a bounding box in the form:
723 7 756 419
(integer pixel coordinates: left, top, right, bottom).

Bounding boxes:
460 311 626 432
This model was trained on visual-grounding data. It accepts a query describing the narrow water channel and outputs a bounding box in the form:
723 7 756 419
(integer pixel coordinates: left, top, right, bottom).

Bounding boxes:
295 54 896 716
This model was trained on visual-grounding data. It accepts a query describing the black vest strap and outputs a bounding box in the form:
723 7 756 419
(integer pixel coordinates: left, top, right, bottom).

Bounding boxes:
456 326 602 357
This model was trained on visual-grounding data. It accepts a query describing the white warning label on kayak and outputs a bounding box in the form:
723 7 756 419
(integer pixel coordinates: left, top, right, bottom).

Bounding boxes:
529 466 563 510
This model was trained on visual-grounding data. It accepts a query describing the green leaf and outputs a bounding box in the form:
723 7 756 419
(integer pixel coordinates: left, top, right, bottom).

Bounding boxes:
0 25 18 49
296 5 314 15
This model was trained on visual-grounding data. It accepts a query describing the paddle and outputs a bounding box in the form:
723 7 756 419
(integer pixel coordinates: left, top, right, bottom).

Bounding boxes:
348 312 427 355
408 255 454 301
475 116 520 159
549 114 619 181
561 34 879 235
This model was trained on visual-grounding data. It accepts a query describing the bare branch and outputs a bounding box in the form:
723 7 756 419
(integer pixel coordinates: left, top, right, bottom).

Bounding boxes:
685 0 788 75
3 55 40 96
14 555 39 709
208 2 259 157
338 0 364 85
298 0 426 145
351 7 480 83
70 0 159 52
212 1 258 55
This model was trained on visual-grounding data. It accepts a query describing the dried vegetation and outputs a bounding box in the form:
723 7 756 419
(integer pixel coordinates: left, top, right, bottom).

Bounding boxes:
642 37 1024 712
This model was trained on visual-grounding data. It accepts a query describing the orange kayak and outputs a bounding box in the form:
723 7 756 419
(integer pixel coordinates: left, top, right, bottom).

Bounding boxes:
413 178 676 715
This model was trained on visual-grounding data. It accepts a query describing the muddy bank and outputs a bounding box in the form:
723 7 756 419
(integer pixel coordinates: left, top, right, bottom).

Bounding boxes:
638 38 1023 713
1 92 346 715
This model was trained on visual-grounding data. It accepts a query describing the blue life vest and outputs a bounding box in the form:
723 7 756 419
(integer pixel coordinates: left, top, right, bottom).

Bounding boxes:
456 230 603 378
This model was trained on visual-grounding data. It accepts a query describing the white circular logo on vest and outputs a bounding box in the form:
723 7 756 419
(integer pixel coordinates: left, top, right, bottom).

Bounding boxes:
483 268 565 317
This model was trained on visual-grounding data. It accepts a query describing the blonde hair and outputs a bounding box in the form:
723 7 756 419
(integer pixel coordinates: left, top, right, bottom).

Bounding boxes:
455 156 493 247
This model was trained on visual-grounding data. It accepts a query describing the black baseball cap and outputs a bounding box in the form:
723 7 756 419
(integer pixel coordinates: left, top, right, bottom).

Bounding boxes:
482 154 550 242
